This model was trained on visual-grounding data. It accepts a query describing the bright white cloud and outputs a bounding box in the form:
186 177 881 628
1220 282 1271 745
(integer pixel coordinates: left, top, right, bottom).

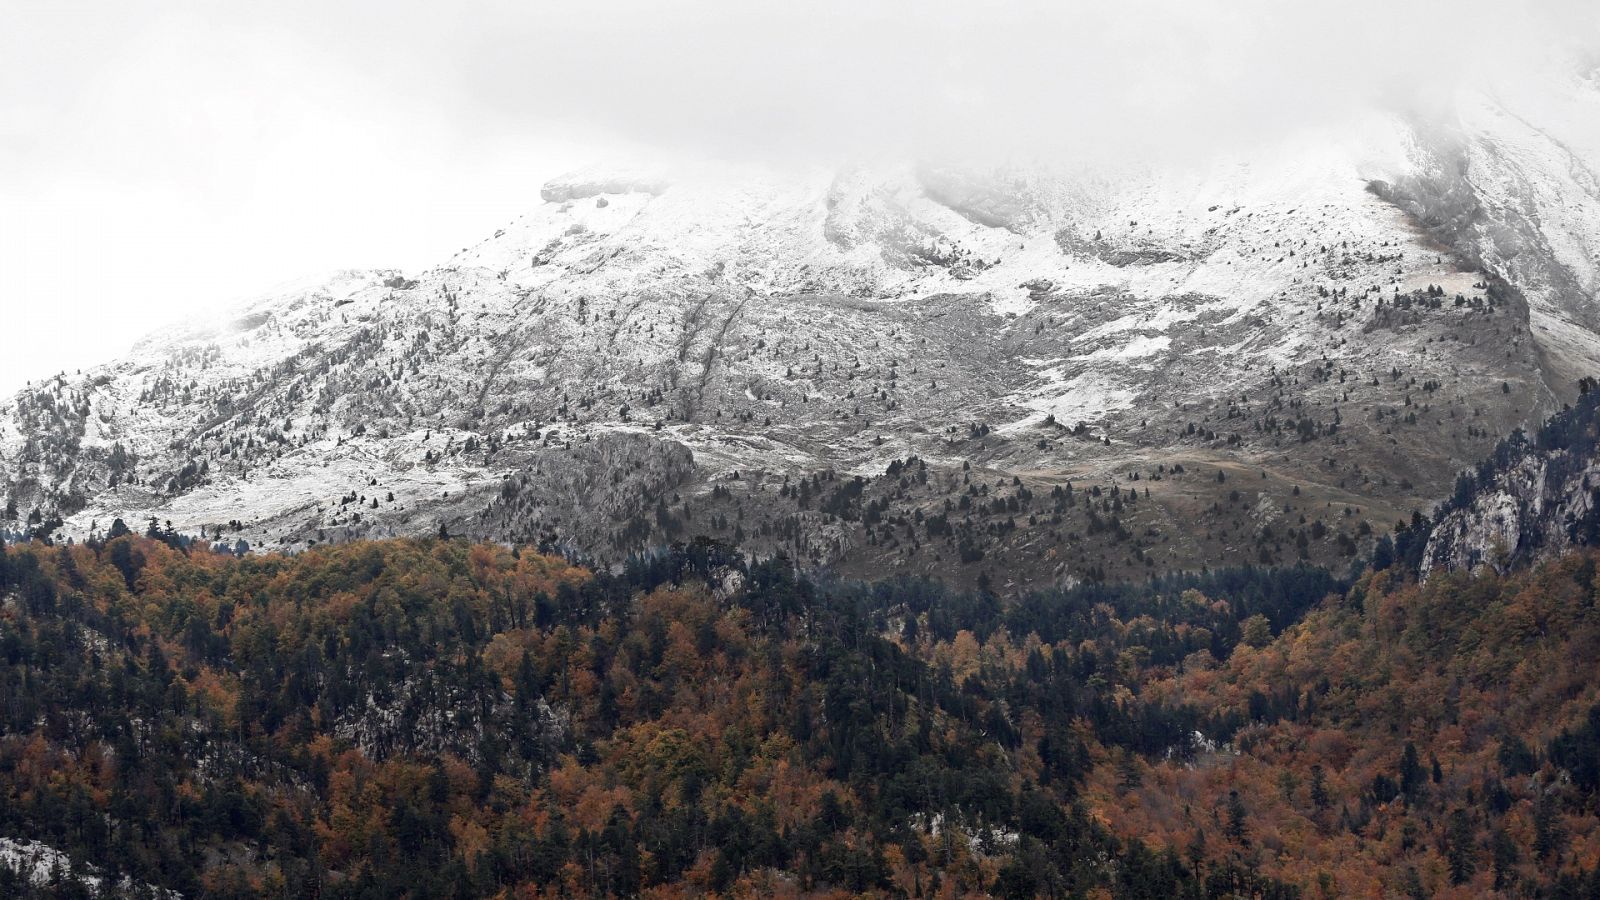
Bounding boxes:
0 3 598 391
2 0 1596 391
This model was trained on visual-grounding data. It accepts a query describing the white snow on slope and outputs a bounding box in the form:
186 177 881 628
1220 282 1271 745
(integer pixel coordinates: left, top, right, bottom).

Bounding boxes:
3 61 1600 553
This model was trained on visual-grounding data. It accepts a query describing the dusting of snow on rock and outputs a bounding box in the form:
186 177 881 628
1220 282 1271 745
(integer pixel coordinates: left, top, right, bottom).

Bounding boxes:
3 62 1600 585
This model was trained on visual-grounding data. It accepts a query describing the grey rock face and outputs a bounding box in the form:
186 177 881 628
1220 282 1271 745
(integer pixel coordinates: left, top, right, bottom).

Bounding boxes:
1421 412 1600 577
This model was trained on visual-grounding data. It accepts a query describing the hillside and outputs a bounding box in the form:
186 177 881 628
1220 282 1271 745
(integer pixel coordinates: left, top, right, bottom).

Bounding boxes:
5 525 1600 895
4 63 1600 586
0 534 1321 898
1096 545 1600 897
9 382 1600 896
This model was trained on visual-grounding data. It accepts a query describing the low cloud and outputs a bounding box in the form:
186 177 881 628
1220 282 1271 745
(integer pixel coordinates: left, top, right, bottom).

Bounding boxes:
2 0 1597 389
348 0 1600 166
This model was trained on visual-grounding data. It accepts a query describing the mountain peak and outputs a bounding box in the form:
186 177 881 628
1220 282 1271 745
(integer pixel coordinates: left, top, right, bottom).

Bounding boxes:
6 81 1600 587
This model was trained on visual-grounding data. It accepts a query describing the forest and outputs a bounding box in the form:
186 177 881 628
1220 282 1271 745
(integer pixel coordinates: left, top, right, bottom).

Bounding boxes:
0 523 1597 897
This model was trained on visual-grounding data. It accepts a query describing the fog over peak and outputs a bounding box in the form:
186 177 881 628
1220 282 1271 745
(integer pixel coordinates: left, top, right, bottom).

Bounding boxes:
2 0 1598 391
449 0 1599 166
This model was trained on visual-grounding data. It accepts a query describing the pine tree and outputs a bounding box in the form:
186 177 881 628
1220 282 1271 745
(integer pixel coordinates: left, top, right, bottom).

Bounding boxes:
1309 765 1331 810
1225 789 1248 844
1399 742 1426 799
1534 793 1564 865
1445 808 1477 885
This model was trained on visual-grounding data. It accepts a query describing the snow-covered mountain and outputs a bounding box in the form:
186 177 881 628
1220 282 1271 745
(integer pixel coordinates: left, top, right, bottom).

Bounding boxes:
5 65 1600 586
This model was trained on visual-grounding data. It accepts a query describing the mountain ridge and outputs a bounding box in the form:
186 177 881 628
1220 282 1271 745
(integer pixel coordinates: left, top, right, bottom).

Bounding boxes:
5 80 1600 585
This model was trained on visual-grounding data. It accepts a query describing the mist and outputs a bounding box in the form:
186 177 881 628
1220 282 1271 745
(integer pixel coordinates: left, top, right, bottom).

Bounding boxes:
3 0 1598 391
284 0 1600 165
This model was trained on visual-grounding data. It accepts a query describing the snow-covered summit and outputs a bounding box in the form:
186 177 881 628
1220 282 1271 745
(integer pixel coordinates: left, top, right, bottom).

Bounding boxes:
4 70 1600 585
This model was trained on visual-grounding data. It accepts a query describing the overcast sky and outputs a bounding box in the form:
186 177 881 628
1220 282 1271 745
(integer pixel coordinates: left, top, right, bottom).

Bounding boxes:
3 0 1597 393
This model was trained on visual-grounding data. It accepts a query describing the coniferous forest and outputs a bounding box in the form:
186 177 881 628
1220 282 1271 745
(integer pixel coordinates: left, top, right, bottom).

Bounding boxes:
2 521 1600 897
